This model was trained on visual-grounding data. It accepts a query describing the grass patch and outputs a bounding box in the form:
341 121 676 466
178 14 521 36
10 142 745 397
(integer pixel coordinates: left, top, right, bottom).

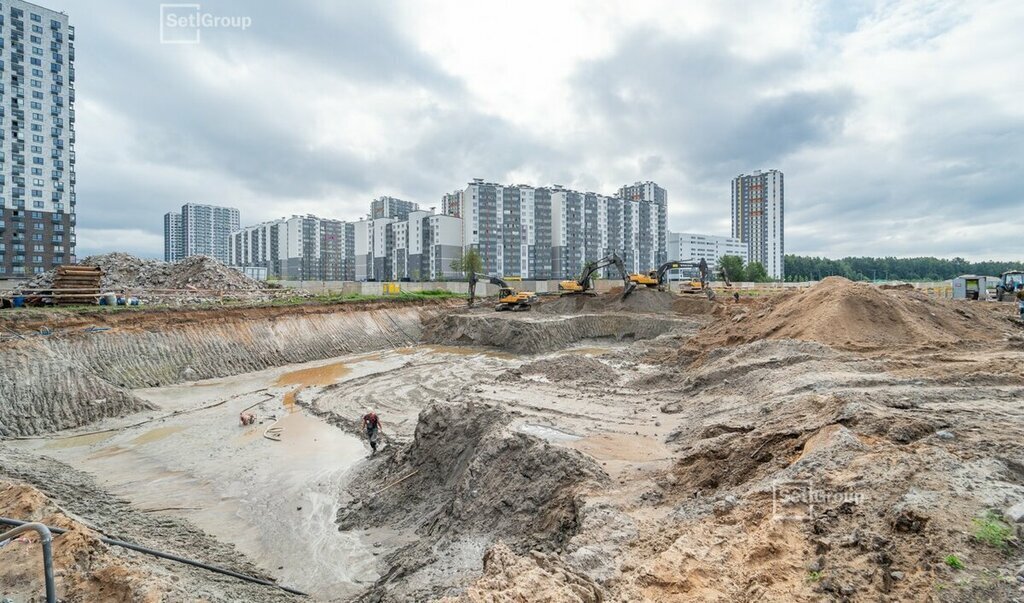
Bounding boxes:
806 570 822 583
944 554 965 570
972 511 1013 552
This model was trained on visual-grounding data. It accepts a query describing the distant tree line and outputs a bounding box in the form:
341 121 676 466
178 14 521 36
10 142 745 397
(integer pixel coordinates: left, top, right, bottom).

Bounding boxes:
783 255 1024 282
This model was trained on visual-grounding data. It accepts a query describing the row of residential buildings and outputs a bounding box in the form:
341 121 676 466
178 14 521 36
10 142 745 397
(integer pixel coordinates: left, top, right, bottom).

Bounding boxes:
165 170 785 282
224 180 670 282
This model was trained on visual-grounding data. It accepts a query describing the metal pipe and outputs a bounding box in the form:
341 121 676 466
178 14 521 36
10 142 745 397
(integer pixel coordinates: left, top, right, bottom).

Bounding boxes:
0 518 306 597
0 521 56 603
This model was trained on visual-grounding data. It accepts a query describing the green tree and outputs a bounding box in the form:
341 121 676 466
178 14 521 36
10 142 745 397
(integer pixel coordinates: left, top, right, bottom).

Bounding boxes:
718 255 745 283
450 249 483 279
745 262 770 282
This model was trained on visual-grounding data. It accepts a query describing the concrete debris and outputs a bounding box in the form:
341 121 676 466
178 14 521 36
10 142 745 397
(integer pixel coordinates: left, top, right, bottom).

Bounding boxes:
23 252 272 304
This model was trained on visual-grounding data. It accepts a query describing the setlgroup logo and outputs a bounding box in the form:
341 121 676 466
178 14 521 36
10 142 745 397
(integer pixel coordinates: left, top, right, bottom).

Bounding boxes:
771 480 865 522
160 4 252 44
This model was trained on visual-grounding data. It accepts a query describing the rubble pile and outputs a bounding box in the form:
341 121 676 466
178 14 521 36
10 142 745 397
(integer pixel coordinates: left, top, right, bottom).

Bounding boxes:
20 252 286 304
27 252 267 292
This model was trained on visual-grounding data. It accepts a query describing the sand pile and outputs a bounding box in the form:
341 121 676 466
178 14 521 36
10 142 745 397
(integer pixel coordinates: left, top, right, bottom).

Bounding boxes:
536 288 714 316
25 252 266 292
701 277 1008 350
0 481 181 601
439 543 602 603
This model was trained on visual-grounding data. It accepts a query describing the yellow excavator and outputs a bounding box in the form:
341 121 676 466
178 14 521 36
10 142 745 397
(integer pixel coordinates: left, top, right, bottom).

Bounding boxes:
629 258 728 299
468 272 537 311
559 252 637 298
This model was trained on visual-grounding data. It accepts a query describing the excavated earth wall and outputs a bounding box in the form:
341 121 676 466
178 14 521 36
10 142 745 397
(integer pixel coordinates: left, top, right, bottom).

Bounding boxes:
0 305 441 437
422 312 701 354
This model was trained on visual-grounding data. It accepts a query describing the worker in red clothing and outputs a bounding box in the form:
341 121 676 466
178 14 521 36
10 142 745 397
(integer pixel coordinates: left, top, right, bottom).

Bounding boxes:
362 411 382 454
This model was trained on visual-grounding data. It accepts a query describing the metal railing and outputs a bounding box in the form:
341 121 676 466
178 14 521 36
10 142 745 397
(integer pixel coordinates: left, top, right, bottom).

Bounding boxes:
0 521 56 603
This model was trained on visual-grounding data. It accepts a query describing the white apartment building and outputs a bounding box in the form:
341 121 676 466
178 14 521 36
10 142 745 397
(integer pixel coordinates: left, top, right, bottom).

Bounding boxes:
229 214 354 281
667 232 748 278
731 169 784 279
181 203 239 265
461 179 665 280
356 209 462 281
163 212 183 262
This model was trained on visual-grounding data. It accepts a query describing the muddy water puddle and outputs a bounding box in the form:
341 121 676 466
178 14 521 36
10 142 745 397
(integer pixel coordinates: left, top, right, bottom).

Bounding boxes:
275 360 353 387
43 431 116 449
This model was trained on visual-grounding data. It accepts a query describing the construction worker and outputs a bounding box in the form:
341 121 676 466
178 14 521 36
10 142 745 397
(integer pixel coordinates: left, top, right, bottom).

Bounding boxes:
1016 283 1024 319
362 411 382 454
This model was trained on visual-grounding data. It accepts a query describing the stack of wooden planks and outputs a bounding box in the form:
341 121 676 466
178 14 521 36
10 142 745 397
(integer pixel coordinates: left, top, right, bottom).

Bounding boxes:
52 265 103 305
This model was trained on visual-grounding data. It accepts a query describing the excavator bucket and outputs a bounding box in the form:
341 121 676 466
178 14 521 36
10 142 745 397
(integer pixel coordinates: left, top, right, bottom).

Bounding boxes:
622 281 637 299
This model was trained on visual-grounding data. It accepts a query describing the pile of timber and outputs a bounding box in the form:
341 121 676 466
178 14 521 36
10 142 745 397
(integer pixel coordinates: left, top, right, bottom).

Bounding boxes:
52 265 103 305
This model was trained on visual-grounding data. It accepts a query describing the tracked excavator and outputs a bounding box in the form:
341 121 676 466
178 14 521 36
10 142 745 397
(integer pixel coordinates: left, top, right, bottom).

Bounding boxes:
629 258 728 299
468 273 538 311
558 252 637 298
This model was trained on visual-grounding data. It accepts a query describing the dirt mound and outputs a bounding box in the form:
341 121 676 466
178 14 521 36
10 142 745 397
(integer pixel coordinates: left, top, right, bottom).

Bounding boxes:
700 276 1010 351
536 288 711 315
439 543 602 603
503 355 618 386
25 252 266 292
0 481 181 602
337 401 607 601
422 312 694 354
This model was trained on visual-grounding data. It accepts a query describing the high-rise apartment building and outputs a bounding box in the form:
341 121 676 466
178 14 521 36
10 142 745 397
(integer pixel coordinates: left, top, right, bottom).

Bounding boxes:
181 203 239 265
355 214 461 282
441 190 462 218
731 170 784 279
461 179 665 280
228 214 355 281
617 182 668 268
163 212 183 262
0 1 75 278
370 196 418 221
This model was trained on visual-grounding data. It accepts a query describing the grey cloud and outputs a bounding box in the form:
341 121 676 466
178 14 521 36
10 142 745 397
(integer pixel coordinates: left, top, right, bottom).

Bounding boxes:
572 28 855 177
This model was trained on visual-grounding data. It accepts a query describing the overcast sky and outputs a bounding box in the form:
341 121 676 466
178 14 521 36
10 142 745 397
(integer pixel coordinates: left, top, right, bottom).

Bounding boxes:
49 0 1024 260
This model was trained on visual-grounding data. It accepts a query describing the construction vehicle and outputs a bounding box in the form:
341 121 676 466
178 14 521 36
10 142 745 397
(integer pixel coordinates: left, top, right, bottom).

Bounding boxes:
996 270 1024 302
558 252 637 298
628 258 731 299
468 273 537 311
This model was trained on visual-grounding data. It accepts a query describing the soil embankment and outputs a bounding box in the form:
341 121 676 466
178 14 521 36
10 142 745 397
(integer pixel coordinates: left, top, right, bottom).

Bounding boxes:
337 402 607 601
0 299 459 436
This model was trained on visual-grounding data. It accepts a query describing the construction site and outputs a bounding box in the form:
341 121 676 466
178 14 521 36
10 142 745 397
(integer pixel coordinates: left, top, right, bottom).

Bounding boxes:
2 257 1024 602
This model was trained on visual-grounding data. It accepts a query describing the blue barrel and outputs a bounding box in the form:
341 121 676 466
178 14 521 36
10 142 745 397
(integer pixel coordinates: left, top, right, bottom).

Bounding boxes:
12 296 25 308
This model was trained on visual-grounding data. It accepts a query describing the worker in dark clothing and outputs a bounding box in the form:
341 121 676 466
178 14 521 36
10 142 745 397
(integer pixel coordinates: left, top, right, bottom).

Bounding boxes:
1016 284 1024 319
362 411 382 454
